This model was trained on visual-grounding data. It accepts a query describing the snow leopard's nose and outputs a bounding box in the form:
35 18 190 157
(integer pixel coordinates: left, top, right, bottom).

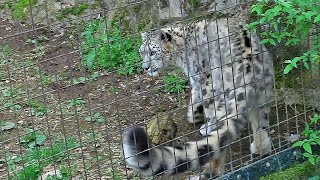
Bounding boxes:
142 63 150 71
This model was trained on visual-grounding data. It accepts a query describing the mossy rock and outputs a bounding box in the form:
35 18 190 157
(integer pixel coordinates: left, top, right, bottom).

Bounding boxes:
147 112 177 145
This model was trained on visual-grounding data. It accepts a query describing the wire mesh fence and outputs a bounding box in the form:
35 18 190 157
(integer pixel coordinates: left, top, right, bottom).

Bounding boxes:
0 0 319 179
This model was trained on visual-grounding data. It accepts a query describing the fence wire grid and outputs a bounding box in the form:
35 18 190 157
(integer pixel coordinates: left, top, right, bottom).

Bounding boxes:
0 0 319 179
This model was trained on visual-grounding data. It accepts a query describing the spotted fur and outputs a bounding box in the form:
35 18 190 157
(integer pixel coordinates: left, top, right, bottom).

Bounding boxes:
123 8 274 179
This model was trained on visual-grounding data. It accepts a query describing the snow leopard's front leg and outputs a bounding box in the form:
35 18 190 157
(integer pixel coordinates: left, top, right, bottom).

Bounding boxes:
187 83 204 123
249 78 273 155
198 79 226 136
249 107 272 155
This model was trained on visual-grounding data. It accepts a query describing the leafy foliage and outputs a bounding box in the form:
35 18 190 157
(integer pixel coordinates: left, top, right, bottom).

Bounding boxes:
249 0 320 74
293 114 320 165
81 18 142 75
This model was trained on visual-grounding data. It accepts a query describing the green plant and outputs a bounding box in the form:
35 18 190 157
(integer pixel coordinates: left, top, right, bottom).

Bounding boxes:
0 45 13 65
4 103 22 111
11 0 37 20
164 73 188 93
56 3 89 20
67 98 86 107
2 89 19 98
109 86 119 93
2 87 23 111
26 101 50 117
20 129 47 148
11 137 79 179
293 114 320 165
0 152 22 172
0 120 16 131
81 18 142 75
71 72 99 85
27 38 45 58
248 0 320 74
41 74 54 87
85 112 105 123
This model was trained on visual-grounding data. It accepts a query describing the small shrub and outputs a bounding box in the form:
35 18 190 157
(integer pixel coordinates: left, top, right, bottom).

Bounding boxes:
164 73 188 93
293 114 320 165
81 18 142 75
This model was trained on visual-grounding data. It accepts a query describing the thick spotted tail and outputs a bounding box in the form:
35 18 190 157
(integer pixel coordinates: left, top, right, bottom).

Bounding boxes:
122 116 246 178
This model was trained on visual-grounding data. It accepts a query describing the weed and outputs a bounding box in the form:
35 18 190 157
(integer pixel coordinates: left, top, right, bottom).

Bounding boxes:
58 164 76 180
23 58 35 67
41 74 54 87
26 38 46 58
72 72 99 85
81 18 142 75
2 89 19 98
26 100 50 117
0 152 22 172
0 45 13 65
11 0 37 20
109 86 119 93
164 73 188 93
67 98 86 108
89 130 101 142
4 103 22 111
2 87 24 111
85 112 105 123
158 104 167 112
20 129 47 148
0 120 16 131
11 137 79 179
56 3 89 20
72 76 86 85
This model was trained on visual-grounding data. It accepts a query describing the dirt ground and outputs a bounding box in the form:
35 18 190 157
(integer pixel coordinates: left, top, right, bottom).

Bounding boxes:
0 17 315 180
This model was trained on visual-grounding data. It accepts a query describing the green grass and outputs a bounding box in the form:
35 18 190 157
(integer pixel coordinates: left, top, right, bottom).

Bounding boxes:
260 162 320 180
56 3 89 20
80 18 142 75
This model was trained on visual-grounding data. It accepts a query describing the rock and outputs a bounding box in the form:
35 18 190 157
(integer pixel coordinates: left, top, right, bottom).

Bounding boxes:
147 112 177 145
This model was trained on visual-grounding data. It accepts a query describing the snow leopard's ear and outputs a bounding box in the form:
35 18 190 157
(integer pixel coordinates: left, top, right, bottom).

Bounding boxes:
158 30 172 42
